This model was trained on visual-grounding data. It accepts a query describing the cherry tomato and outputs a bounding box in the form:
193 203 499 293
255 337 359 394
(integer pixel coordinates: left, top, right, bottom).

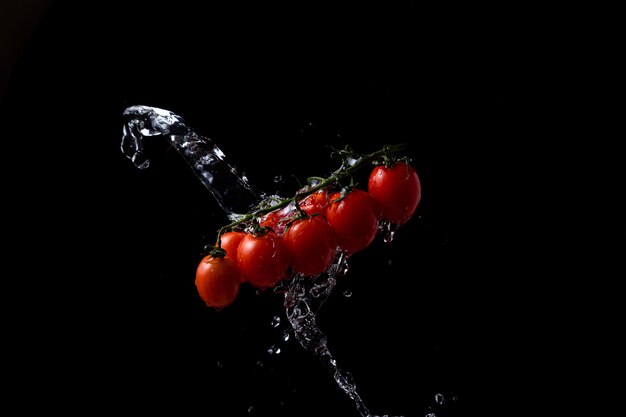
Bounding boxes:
284 216 337 276
195 255 241 309
237 232 290 289
326 189 379 255
259 205 294 235
217 231 246 282
368 161 421 224
300 189 330 216
218 231 246 261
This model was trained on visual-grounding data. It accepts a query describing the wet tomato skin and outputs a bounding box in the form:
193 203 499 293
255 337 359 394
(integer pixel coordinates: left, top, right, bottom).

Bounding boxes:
368 162 421 224
300 189 330 216
237 232 290 289
217 231 247 282
325 189 379 255
284 216 337 276
195 255 241 309
218 231 246 260
259 206 293 235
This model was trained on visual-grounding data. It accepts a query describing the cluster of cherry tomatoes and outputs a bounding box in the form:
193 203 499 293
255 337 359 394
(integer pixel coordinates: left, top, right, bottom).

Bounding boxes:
195 161 421 309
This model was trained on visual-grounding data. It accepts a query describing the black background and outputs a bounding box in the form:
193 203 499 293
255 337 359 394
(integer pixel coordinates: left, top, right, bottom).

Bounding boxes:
1 1 553 416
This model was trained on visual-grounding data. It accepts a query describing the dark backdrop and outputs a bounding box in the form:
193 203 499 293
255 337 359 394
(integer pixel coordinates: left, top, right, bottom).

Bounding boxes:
2 2 546 416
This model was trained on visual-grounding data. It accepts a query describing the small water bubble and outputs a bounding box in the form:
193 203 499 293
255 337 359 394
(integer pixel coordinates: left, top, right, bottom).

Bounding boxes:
452 395 458 402
271 315 281 328
384 230 395 243
268 344 281 355
346 156 359 166
274 175 283 183
425 413 436 417
343 289 352 298
216 361 224 368
255 290 262 296
387 259 393 266
311 286 322 298
282 330 290 341
435 393 445 405
247 406 255 414
256 360 264 368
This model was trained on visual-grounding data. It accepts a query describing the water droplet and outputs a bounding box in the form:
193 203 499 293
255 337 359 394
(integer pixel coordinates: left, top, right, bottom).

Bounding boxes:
435 393 445 405
268 344 281 355
256 360 264 368
282 330 290 341
379 220 396 243
274 175 283 183
247 406 255 414
387 259 393 266
453 395 458 402
271 315 281 328
255 290 262 296
346 156 359 166
216 361 224 368
336 253 349 276
425 413 436 417
343 289 352 298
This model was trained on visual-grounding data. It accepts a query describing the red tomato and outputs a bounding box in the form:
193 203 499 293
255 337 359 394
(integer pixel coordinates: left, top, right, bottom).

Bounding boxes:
217 231 246 282
237 232 290 289
284 216 337 276
326 189 379 255
368 162 421 224
300 189 329 216
218 231 246 260
259 205 294 235
195 255 241 309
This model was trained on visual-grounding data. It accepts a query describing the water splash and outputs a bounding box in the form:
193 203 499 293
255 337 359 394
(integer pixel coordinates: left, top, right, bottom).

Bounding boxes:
121 105 259 218
121 105 404 417
284 256 402 417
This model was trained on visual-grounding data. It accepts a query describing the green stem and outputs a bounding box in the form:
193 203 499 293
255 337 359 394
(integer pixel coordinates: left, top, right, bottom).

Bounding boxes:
217 143 406 237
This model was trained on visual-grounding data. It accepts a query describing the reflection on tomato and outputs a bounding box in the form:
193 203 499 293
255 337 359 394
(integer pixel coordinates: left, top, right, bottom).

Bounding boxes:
300 189 329 216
